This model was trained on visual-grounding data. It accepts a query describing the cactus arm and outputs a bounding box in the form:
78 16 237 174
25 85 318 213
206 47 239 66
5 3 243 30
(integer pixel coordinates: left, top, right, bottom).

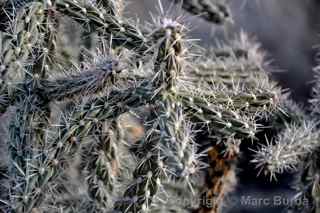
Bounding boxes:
41 59 121 101
251 121 320 180
54 0 148 54
79 121 120 210
31 6 59 78
171 0 230 24
114 14 197 212
7 94 52 212
0 2 45 83
113 98 187 212
0 82 10 113
11 81 153 211
96 0 123 16
0 0 36 32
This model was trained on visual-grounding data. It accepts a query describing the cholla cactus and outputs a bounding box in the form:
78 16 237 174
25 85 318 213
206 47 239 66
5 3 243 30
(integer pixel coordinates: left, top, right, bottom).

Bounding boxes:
0 0 317 213
248 23 320 213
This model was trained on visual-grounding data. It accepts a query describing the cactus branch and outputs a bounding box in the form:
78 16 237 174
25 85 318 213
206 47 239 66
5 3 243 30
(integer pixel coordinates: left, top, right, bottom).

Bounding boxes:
41 59 121 101
171 0 231 24
54 0 148 54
